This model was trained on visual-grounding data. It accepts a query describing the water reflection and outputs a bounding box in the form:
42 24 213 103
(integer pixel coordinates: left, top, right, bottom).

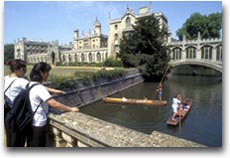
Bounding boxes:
81 75 222 147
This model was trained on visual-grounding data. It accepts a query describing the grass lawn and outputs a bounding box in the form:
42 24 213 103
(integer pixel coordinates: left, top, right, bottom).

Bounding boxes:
4 65 120 81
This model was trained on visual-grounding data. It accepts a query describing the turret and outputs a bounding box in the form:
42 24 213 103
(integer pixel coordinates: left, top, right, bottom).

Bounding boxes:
74 29 79 41
93 17 101 35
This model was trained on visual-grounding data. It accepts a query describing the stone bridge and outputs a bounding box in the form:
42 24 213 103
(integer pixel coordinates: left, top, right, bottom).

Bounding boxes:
167 33 222 73
169 59 222 73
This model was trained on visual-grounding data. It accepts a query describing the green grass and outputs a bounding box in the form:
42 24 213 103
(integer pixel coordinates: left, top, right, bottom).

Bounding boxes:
4 65 124 82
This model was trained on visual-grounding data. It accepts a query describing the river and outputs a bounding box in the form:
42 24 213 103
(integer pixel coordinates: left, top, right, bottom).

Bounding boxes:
81 69 222 147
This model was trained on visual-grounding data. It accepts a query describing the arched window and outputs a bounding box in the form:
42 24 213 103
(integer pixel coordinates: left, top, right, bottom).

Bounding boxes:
62 55 66 62
126 17 131 28
216 45 222 61
88 53 92 62
201 46 213 60
81 53 85 63
186 47 196 59
97 52 101 62
172 47 182 60
68 54 72 62
115 33 118 40
74 54 77 62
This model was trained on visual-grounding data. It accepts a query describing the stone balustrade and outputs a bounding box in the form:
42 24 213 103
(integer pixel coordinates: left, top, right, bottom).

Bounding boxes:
47 112 206 147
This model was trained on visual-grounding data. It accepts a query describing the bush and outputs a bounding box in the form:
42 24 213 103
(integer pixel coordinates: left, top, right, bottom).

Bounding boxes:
102 57 123 67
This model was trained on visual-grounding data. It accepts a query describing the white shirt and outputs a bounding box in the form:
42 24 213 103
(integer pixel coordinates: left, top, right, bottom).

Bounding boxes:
172 97 181 108
4 76 29 108
29 82 52 127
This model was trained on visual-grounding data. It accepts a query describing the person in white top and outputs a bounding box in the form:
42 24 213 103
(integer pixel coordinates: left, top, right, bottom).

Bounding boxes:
27 62 79 147
4 59 74 147
171 94 181 121
4 59 29 147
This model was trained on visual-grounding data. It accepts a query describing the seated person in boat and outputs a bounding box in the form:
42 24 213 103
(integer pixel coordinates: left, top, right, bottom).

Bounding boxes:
122 96 128 102
181 100 189 110
171 94 181 121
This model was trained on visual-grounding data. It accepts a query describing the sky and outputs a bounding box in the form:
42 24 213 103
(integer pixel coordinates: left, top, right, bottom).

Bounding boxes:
4 1 222 45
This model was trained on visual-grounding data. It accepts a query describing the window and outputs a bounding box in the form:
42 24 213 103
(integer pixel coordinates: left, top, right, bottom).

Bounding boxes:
126 17 131 28
216 45 222 61
115 33 118 41
186 47 196 59
172 48 182 60
88 53 92 62
81 54 85 63
97 52 101 62
201 46 213 60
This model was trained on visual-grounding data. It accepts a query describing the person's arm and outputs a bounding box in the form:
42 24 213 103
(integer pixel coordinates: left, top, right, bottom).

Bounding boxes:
47 98 79 112
45 86 65 94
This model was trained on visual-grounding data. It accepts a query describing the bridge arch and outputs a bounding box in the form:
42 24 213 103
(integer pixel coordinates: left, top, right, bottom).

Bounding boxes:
169 60 222 73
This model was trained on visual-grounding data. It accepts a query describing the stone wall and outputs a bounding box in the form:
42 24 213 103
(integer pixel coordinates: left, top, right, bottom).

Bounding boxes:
47 112 205 147
52 68 144 109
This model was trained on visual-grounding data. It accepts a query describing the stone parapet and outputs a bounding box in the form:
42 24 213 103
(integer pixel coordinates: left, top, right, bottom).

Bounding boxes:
47 112 206 147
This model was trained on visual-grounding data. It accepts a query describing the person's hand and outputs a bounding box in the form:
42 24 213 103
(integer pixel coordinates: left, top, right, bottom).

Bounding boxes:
71 107 80 112
55 90 66 94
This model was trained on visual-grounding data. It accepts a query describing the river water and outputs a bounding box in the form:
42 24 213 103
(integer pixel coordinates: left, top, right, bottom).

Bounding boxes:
81 70 222 147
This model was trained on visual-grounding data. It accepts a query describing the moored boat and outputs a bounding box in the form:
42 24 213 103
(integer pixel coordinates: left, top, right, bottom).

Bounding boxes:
103 97 167 106
167 99 192 126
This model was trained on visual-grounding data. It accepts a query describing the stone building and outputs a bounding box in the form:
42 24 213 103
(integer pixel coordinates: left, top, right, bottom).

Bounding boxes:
60 18 108 64
108 6 169 59
14 4 222 66
14 37 73 65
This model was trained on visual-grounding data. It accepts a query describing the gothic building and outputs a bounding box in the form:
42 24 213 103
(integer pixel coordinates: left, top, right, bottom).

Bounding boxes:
108 6 169 59
14 4 222 66
14 37 73 64
60 18 108 64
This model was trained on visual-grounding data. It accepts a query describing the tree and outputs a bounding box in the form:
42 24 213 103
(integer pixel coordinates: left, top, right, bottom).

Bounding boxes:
4 44 15 64
119 15 170 81
176 12 222 40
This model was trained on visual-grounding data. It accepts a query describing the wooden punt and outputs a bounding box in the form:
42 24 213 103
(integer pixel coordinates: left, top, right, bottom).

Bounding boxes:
166 99 192 126
103 97 167 106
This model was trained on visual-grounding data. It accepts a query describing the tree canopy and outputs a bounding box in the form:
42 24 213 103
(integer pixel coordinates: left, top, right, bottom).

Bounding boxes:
176 12 222 40
4 44 14 64
119 15 170 81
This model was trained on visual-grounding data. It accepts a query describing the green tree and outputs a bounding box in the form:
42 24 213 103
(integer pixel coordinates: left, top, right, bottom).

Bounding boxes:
176 12 222 40
4 44 14 64
119 15 170 81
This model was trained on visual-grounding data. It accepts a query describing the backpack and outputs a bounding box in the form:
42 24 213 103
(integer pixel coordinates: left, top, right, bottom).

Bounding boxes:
4 79 16 119
5 82 42 147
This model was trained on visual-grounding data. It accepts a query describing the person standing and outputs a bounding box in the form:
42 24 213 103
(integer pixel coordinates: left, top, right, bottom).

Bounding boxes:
155 83 163 101
171 94 181 121
27 62 79 147
4 59 29 146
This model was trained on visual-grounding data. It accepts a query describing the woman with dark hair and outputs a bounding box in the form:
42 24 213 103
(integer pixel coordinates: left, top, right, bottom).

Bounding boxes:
4 59 28 109
4 59 29 146
27 62 79 147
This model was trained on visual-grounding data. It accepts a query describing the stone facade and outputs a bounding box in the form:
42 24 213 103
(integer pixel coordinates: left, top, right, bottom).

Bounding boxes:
14 37 73 65
61 18 108 64
14 4 222 68
108 6 169 58
167 32 222 72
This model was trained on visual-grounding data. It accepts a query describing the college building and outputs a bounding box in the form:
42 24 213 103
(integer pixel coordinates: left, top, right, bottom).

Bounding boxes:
14 4 222 65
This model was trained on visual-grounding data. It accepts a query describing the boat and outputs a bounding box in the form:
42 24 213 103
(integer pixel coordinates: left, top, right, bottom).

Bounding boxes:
103 97 167 106
166 99 192 126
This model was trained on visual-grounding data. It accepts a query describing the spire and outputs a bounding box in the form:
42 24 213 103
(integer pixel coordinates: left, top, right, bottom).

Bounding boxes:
149 1 152 13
